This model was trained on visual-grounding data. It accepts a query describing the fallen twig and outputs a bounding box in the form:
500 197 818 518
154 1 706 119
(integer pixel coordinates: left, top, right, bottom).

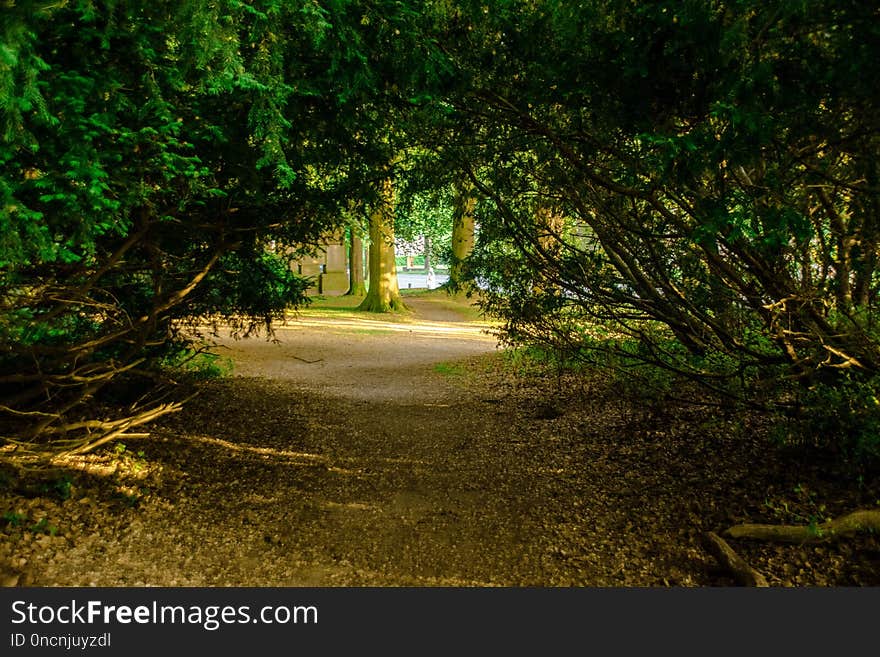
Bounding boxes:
291 356 324 364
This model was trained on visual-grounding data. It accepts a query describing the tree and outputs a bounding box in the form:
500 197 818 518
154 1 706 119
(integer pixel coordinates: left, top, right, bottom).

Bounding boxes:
448 182 476 288
358 176 407 312
0 0 427 454
347 225 367 296
435 1 880 459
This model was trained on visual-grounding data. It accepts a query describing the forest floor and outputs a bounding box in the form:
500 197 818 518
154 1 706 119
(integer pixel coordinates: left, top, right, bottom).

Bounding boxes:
2 289 879 587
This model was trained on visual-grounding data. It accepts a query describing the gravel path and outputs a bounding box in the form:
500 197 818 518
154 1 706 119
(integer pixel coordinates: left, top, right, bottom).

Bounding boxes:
3 294 878 586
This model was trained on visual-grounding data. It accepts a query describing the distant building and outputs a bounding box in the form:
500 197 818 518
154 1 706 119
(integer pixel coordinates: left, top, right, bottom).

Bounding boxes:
290 229 350 296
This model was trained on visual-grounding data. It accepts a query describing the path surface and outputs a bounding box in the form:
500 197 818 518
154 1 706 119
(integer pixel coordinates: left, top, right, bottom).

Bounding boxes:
5 295 877 587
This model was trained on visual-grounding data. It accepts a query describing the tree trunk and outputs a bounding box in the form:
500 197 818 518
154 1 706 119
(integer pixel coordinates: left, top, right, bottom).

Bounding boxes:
357 178 406 312
533 205 564 294
346 227 366 296
363 239 369 284
449 184 476 288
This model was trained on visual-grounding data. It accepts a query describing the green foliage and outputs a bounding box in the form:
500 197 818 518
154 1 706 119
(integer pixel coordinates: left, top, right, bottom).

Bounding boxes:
591 338 680 403
3 511 58 536
4 0 878 473
501 346 571 378
0 0 427 451
28 517 59 536
395 183 454 250
444 1 880 467
44 474 73 501
764 484 834 530
772 373 880 465
1 511 26 528
191 249 312 335
433 361 466 377
162 347 234 381
111 443 147 473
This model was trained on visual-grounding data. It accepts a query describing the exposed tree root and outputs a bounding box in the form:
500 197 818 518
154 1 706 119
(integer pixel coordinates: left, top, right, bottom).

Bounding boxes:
702 531 769 587
725 509 880 543
356 295 408 313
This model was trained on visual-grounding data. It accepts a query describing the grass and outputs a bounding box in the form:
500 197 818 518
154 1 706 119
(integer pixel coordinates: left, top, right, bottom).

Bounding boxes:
298 287 489 325
420 291 486 322
301 294 363 310
345 327 396 335
433 361 467 376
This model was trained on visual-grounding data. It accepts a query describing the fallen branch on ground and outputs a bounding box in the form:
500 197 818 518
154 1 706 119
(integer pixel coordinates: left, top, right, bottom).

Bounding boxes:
725 509 880 543
3 401 185 457
702 531 769 587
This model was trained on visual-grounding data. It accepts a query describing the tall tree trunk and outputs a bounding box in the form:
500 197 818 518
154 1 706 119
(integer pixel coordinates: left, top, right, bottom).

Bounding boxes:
346 226 366 296
533 205 564 295
450 184 476 288
363 239 369 285
357 178 406 312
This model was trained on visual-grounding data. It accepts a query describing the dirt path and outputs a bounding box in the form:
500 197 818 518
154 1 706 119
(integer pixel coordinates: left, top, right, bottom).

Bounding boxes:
3 294 879 586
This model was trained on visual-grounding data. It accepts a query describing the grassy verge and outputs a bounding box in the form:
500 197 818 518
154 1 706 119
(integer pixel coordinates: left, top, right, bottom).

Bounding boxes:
297 288 488 324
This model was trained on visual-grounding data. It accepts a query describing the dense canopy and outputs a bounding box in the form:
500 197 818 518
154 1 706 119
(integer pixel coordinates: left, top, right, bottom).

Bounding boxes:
1 0 879 465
